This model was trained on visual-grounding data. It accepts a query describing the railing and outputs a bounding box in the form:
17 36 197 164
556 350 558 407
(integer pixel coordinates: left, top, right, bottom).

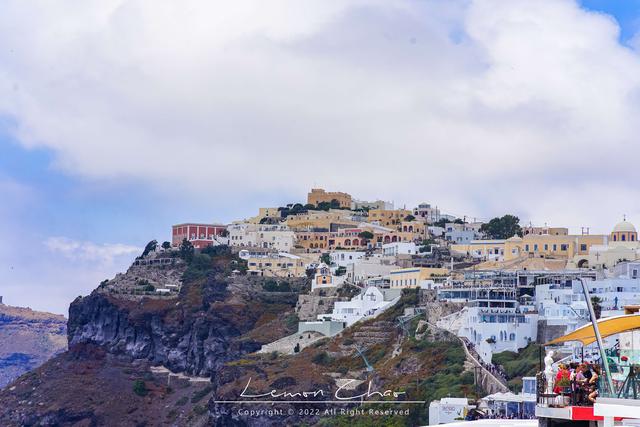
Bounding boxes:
536 363 640 408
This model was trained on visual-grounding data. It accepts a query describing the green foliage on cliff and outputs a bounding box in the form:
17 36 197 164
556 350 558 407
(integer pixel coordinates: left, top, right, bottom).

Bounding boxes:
492 343 541 392
132 380 148 397
262 280 292 292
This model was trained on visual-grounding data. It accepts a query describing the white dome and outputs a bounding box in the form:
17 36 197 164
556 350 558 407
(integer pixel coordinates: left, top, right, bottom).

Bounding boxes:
613 220 636 233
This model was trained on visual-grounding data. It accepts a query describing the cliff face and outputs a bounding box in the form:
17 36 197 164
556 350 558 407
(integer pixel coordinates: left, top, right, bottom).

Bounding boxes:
68 275 299 377
0 304 67 388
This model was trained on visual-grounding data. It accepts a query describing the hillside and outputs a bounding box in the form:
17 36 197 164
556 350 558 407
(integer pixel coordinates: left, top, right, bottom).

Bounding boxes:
0 247 472 426
0 303 67 388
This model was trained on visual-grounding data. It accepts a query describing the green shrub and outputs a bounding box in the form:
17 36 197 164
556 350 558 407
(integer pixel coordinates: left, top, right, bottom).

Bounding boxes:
312 351 332 366
133 380 148 397
262 280 292 292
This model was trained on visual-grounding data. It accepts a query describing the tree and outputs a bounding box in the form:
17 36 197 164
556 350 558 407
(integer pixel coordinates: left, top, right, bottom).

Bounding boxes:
320 253 332 265
132 380 148 397
404 214 416 222
179 238 194 263
591 296 603 319
317 201 332 211
433 218 448 228
479 215 522 239
330 199 341 209
141 240 157 257
161 241 171 250
358 231 374 240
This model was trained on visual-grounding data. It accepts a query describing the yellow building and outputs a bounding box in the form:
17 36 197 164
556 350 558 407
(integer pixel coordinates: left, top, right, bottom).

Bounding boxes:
246 254 308 277
506 234 605 260
451 233 606 262
286 210 358 230
610 220 638 244
307 188 352 209
295 230 331 251
389 267 449 289
368 209 413 228
247 207 281 224
522 225 569 236
451 240 506 260
570 220 640 269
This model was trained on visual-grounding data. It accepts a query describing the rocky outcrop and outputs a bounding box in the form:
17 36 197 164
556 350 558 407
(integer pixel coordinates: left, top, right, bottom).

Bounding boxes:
0 303 66 388
68 274 295 377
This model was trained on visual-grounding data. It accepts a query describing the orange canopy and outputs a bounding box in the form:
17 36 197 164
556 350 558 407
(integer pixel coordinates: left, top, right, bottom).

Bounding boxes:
545 314 640 346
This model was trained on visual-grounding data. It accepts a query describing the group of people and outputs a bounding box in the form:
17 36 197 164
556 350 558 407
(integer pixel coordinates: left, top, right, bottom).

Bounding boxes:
465 340 508 382
553 362 601 405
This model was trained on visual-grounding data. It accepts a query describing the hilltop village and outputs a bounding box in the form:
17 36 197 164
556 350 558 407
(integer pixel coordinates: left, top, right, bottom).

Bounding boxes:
159 189 640 417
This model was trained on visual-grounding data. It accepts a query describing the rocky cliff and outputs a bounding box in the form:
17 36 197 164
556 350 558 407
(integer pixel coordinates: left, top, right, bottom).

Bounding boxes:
0 303 67 388
0 248 471 426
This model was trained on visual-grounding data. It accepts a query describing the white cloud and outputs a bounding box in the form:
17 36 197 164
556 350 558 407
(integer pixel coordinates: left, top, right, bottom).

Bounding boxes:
0 0 639 231
44 237 141 265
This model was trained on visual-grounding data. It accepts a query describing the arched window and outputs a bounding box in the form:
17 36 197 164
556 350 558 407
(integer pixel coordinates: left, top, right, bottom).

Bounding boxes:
509 333 516 341
632 235 636 241
614 235 618 241
622 234 626 241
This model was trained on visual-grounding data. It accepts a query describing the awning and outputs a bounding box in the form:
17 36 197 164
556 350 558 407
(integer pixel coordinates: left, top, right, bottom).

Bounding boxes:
545 314 640 345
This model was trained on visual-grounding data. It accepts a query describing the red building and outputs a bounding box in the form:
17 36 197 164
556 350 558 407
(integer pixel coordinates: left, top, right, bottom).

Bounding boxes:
172 223 227 249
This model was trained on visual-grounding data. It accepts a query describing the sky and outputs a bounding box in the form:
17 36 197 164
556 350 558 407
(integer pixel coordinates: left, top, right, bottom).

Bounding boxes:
2 0 640 315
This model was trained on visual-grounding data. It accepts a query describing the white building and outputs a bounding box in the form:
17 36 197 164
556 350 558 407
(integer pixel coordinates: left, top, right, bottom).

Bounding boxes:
452 239 507 261
428 226 445 238
382 242 418 256
428 397 473 425
445 222 483 244
228 223 295 252
414 202 441 224
351 199 393 211
613 260 640 279
318 287 401 326
456 287 538 363
344 259 396 284
329 251 366 267
311 263 346 291
536 276 640 327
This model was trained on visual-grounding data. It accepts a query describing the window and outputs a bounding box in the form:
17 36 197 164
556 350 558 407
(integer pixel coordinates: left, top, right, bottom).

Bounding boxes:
553 244 557 251
560 244 568 251
534 244 538 251
580 244 587 251
544 244 548 251
525 244 529 251
622 234 627 241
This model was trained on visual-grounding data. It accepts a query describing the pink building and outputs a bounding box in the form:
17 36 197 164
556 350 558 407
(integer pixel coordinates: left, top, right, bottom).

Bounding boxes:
172 223 226 248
